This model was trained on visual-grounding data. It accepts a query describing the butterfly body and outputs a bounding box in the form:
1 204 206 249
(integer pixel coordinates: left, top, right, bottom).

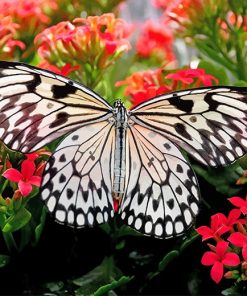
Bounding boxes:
0 61 246 238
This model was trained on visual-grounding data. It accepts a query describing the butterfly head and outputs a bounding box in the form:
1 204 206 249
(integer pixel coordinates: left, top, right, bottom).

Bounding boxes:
113 100 128 127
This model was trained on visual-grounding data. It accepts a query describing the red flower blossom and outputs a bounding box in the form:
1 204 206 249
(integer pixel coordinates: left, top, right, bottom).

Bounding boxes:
217 209 245 229
228 195 247 215
2 159 41 197
38 61 80 77
201 241 240 283
115 69 170 106
166 68 218 88
136 20 175 63
35 13 131 85
0 0 57 36
228 232 247 262
0 16 25 60
196 213 229 241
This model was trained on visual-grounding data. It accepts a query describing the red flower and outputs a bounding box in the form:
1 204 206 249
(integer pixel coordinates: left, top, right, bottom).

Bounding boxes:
228 195 247 215
201 241 240 283
217 209 245 229
38 61 80 77
35 13 131 84
0 16 25 60
196 213 229 241
136 20 175 63
115 69 170 106
228 232 247 262
2 159 41 197
166 68 218 88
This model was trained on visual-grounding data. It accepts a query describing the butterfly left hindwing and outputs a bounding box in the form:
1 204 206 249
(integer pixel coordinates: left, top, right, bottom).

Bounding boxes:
41 120 116 227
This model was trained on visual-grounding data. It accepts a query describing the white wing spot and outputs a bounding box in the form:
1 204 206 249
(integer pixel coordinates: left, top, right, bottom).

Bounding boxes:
128 215 134 225
76 214 85 226
87 212 94 225
145 221 152 233
4 133 13 143
135 218 142 230
47 196 56 211
55 210 66 222
155 223 163 236
42 188 50 200
42 173 50 186
68 210 74 224
96 212 103 223
184 209 192 225
191 202 199 215
121 212 126 219
175 221 184 234
235 146 243 156
104 212 108 222
226 151 235 161
165 221 173 236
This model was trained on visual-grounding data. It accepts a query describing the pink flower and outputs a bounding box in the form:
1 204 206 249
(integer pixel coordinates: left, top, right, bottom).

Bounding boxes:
38 61 80 77
228 195 247 215
228 232 247 262
201 241 240 283
2 159 41 197
196 213 229 241
217 209 245 229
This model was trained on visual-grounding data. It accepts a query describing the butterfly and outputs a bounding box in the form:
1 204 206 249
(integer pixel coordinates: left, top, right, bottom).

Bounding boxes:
0 61 246 239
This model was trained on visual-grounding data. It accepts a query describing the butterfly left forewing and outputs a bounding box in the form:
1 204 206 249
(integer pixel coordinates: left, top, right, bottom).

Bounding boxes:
0 61 112 152
119 123 199 238
41 120 115 227
130 87 247 167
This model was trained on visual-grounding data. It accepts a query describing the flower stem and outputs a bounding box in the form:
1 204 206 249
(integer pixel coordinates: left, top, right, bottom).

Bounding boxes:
2 231 18 253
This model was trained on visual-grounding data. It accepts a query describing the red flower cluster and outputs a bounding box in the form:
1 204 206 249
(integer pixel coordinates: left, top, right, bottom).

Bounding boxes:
116 67 218 106
0 16 25 60
0 0 57 40
136 20 175 64
2 151 50 197
35 13 131 84
197 195 247 283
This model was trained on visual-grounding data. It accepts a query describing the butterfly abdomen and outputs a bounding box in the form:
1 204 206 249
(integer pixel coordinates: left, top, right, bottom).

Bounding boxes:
112 101 128 199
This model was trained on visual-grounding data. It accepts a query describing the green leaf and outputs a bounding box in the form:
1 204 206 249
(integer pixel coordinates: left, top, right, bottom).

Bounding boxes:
158 250 179 272
0 254 10 268
221 285 244 296
193 161 243 196
180 233 199 252
93 276 133 296
34 206 47 245
44 281 64 292
73 257 132 296
233 80 247 87
2 207 31 233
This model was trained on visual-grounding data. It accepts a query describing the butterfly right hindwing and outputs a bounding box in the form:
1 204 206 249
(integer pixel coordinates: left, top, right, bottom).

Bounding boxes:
119 123 200 238
41 120 116 227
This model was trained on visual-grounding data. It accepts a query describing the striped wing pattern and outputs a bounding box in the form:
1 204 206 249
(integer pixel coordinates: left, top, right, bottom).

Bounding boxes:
130 87 247 167
41 121 115 227
119 124 199 238
0 61 112 152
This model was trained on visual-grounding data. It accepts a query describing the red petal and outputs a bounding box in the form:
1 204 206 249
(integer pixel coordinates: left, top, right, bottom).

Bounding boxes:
196 226 213 241
222 252 240 266
211 261 223 284
228 209 242 224
242 245 247 262
228 197 247 208
18 180 32 196
2 168 23 182
228 232 247 247
21 160 35 179
201 251 218 266
29 176 41 187
216 241 228 258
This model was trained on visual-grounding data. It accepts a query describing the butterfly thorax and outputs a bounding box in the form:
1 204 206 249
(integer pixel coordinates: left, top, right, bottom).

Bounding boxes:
112 100 128 200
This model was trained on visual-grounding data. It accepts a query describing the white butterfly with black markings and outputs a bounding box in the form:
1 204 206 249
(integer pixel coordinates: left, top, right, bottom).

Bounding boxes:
0 61 246 238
